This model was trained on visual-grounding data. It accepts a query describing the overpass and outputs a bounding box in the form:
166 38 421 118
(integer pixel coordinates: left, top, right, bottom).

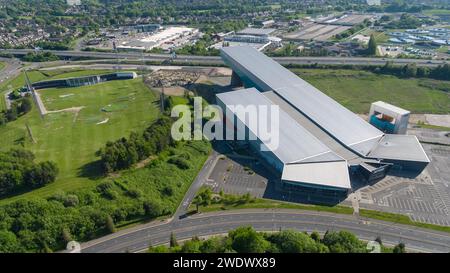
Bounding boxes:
1 49 448 67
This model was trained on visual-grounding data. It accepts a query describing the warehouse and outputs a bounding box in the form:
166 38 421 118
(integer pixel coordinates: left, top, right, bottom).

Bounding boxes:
217 46 430 196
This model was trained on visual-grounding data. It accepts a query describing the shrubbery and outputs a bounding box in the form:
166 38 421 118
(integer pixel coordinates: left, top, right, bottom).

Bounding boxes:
22 52 59 62
148 226 396 253
0 95 33 126
0 140 211 252
285 62 450 81
96 116 173 172
0 149 58 196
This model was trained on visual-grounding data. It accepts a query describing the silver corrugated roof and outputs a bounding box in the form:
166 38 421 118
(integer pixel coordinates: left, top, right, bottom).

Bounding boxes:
282 161 351 189
221 46 384 156
367 134 430 163
216 88 344 164
237 27 275 36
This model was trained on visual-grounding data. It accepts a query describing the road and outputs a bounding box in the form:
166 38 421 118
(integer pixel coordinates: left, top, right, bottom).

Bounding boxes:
2 49 449 67
173 149 220 220
81 209 450 253
0 57 23 85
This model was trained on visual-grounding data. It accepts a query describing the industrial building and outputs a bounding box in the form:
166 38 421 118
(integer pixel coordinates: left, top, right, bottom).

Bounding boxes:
220 27 282 51
369 101 410 134
217 46 430 197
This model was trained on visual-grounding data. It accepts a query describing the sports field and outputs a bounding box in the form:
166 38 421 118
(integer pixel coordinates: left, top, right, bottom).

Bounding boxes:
0 75 160 202
293 69 450 114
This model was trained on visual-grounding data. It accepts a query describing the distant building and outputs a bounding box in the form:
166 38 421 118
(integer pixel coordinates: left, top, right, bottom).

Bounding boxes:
66 0 81 6
237 28 276 37
366 0 381 5
261 20 275 28
134 24 161 33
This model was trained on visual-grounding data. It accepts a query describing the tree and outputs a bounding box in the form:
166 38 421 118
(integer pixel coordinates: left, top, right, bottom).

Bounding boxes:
62 228 72 243
143 199 163 218
170 232 178 248
228 226 270 253
19 97 32 114
310 231 321 242
181 236 202 253
367 34 377 56
23 161 58 188
0 230 22 252
193 195 203 213
268 230 328 253
106 215 115 233
322 231 367 253
375 236 383 246
148 245 170 253
393 242 406 253
402 63 417 78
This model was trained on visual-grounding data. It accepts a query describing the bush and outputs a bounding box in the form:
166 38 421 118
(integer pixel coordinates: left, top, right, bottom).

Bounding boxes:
0 149 58 196
97 116 173 172
168 157 190 169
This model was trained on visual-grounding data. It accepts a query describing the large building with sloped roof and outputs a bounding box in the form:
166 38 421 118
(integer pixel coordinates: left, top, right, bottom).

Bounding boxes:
216 46 430 197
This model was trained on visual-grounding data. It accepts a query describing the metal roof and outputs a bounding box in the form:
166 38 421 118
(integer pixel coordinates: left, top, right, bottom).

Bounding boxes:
221 46 384 156
237 28 276 36
371 101 411 115
282 161 351 190
367 134 430 163
216 88 344 164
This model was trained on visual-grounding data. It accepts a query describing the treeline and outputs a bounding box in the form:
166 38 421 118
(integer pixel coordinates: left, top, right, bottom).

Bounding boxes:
376 62 450 81
149 226 407 253
0 95 33 126
285 62 450 81
96 116 173 173
386 13 435 29
175 34 220 56
34 41 70 51
0 149 58 196
22 52 59 62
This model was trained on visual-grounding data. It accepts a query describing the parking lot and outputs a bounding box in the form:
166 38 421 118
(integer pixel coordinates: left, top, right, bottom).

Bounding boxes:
205 154 276 198
353 143 450 226
204 131 450 226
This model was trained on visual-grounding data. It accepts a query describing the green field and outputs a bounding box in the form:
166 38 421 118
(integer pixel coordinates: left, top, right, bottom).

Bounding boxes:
0 77 160 203
423 9 450 16
357 29 389 44
0 69 133 111
292 69 450 114
42 69 121 79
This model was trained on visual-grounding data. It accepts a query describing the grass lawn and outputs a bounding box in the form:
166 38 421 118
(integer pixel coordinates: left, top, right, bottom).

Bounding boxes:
436 46 450 54
0 78 160 203
0 61 5 71
291 69 450 114
423 9 450 16
0 71 48 111
359 209 450 233
358 29 389 43
42 69 123 79
190 198 354 215
190 196 450 234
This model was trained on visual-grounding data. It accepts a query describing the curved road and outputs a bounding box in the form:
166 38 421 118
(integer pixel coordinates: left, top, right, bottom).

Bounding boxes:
81 209 450 253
